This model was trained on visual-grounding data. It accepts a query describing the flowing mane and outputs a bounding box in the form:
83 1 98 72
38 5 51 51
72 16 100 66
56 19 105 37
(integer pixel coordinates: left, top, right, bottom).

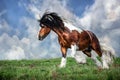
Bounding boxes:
39 12 65 30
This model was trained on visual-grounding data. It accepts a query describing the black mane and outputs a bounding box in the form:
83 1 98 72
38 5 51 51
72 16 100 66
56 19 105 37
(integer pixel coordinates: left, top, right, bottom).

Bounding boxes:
39 12 64 30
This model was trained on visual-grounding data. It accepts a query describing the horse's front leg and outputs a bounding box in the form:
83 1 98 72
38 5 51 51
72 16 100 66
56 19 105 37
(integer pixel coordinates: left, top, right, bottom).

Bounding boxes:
59 46 67 68
71 45 77 57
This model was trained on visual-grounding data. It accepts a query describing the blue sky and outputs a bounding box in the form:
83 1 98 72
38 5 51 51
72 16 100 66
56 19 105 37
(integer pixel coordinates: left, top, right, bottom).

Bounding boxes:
68 0 94 16
0 0 120 60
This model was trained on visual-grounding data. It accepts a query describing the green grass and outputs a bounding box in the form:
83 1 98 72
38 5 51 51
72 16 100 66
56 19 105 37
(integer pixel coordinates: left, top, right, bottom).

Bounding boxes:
0 57 120 80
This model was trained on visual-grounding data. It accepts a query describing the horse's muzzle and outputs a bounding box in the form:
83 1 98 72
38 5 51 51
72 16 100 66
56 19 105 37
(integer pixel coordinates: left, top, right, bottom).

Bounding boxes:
38 36 43 41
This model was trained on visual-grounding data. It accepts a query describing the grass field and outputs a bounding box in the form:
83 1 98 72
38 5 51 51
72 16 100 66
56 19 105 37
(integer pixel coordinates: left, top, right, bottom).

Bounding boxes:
0 57 120 80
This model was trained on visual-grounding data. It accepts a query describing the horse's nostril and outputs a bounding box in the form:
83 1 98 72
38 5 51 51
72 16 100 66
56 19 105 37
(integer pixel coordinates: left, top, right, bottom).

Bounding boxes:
38 36 42 40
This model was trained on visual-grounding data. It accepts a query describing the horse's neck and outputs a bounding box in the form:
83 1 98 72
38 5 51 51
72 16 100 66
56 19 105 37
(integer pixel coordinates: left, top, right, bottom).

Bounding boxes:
52 27 70 37
64 27 71 33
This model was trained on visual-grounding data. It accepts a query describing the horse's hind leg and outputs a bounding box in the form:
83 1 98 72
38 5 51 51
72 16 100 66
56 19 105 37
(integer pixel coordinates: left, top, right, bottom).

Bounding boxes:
82 50 91 57
82 45 92 57
91 42 102 57
91 42 103 68
91 54 102 68
82 50 102 68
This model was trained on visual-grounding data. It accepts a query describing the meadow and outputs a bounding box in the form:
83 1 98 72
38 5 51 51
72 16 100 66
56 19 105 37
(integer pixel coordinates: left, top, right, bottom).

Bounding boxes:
0 57 120 80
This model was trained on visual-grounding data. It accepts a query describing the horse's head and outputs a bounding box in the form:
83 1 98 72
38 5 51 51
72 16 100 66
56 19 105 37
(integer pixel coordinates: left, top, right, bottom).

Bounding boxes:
38 24 51 40
38 12 65 40
38 12 64 30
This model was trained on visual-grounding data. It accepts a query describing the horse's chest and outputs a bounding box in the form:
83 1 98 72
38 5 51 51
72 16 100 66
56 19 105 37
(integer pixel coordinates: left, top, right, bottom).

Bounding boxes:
58 36 71 47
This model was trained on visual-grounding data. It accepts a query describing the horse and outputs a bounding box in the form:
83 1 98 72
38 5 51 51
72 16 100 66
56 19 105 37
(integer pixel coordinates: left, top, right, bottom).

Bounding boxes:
38 12 111 69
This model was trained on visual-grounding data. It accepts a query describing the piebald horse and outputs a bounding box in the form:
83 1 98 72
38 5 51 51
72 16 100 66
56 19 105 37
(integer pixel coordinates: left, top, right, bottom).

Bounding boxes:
38 12 111 69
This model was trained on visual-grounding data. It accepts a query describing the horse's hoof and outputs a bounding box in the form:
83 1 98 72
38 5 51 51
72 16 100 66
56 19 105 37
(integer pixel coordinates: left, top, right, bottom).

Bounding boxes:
98 66 103 70
97 67 103 71
102 66 109 69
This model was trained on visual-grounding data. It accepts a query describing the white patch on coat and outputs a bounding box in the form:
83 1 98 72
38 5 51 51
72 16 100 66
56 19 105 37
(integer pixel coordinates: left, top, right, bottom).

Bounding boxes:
64 21 82 33
71 45 77 57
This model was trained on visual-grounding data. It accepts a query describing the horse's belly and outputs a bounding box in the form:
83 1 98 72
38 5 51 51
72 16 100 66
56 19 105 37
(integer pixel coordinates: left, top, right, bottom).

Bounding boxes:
78 40 90 50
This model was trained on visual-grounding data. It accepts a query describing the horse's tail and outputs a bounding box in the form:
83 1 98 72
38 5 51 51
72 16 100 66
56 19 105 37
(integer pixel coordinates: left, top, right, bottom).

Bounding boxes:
100 43 115 69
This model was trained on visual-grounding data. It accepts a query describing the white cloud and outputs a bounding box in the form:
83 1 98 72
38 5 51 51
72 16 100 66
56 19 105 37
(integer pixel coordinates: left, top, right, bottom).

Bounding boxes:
5 46 25 60
79 14 92 29
21 37 30 45
28 4 41 19
0 19 11 33
0 33 24 60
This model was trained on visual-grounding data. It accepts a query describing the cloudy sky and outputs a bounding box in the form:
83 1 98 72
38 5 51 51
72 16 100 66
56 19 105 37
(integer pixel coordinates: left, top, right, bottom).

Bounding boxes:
0 0 120 60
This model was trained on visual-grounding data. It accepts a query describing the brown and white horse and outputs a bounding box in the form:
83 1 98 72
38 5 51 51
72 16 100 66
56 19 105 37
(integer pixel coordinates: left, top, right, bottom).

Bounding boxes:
38 12 112 69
